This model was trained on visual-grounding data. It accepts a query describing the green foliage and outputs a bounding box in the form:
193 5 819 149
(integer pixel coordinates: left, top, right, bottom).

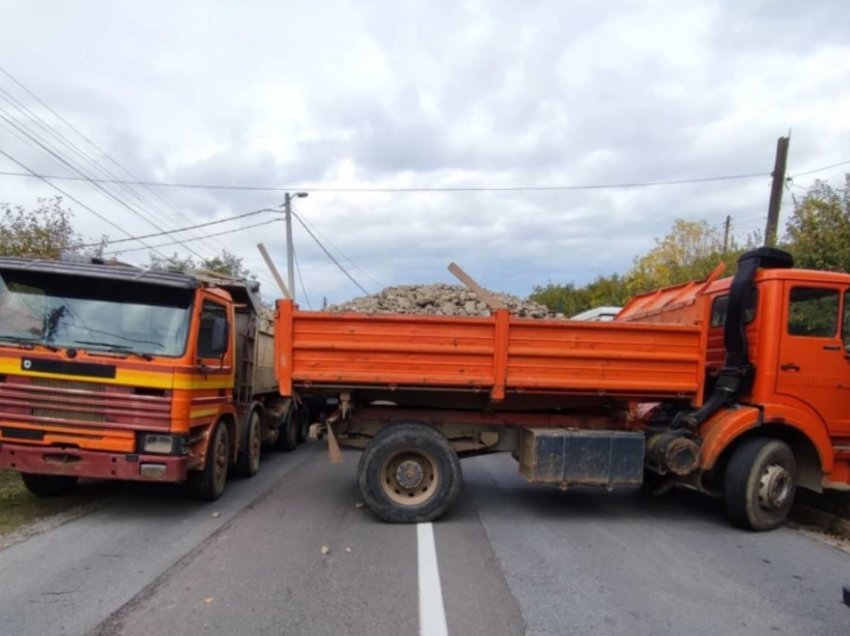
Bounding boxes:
531 220 748 316
0 197 105 258
147 249 255 280
785 176 850 272
531 175 850 318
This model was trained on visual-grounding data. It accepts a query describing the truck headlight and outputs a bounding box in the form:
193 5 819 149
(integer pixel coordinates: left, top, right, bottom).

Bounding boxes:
139 434 186 455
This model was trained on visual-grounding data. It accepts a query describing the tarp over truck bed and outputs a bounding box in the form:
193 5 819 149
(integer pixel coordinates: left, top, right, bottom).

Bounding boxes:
275 300 705 405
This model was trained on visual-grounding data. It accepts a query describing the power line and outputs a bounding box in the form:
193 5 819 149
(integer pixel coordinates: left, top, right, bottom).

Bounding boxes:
0 65 226 255
294 208 384 289
0 168 772 193
0 149 167 257
291 210 370 295
789 159 850 179
105 218 284 255
80 206 275 247
0 108 207 259
293 244 313 310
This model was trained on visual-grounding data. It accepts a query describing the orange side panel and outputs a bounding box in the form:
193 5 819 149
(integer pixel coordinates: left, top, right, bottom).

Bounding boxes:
276 300 704 401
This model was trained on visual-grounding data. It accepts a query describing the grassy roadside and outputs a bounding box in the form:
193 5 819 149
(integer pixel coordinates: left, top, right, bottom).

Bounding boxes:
0 470 92 537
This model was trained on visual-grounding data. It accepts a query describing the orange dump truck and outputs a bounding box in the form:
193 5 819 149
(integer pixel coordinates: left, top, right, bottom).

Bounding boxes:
275 247 850 530
0 257 308 500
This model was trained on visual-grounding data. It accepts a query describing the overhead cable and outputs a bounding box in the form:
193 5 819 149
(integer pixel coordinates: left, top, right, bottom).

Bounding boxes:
0 109 207 259
105 218 284 255
0 65 225 255
291 210 370 295
0 149 168 257
0 168 772 192
293 244 313 310
80 207 275 247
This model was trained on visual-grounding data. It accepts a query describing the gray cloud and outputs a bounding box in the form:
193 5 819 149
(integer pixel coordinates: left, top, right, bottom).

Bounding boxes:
0 0 848 305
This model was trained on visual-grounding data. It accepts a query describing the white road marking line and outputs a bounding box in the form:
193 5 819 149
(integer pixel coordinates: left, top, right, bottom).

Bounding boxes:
417 522 449 636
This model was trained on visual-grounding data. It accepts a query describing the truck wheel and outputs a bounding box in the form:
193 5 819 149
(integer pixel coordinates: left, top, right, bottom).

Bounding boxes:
723 438 797 531
274 410 298 452
189 421 230 501
235 410 262 478
358 423 462 523
21 473 78 497
296 406 310 444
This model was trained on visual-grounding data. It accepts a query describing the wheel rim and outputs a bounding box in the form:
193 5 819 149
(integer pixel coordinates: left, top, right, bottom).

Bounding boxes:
249 414 261 472
380 450 439 506
758 463 792 510
213 428 228 492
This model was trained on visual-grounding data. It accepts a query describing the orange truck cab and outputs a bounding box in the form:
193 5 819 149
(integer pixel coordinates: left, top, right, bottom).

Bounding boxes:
275 247 850 530
619 247 850 524
0 256 306 500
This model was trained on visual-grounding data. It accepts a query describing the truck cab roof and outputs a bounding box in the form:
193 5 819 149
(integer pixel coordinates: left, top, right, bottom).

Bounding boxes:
0 257 264 314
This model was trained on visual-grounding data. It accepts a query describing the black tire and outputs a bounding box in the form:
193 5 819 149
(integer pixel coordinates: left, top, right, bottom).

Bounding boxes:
296 406 310 444
21 473 78 497
188 420 230 501
358 423 462 523
723 438 797 531
235 410 262 478
273 409 298 452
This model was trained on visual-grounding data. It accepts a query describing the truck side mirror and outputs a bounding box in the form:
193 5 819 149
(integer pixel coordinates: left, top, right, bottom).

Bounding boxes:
198 310 229 358
210 316 228 356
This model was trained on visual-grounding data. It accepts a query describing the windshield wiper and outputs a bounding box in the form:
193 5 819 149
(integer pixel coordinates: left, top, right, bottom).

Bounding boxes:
0 335 59 352
71 340 154 361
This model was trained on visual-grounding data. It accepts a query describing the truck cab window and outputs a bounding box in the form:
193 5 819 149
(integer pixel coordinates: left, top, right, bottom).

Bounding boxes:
787 287 839 337
197 301 228 358
709 291 757 328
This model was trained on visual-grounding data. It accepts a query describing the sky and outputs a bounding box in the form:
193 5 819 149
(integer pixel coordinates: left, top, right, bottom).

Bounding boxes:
0 0 848 306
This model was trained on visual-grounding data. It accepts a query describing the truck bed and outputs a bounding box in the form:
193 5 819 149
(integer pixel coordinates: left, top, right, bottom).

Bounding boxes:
275 300 704 405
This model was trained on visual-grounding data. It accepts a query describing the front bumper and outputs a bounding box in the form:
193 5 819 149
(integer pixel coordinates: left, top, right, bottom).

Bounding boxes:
0 443 189 482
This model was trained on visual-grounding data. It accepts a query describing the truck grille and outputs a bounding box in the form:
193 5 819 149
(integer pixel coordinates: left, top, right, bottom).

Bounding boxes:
0 376 171 431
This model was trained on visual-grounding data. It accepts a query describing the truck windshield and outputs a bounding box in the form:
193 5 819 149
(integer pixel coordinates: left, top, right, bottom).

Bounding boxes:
0 269 194 357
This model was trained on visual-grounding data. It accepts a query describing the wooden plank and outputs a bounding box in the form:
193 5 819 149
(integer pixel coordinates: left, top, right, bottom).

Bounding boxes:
257 243 291 299
448 262 505 311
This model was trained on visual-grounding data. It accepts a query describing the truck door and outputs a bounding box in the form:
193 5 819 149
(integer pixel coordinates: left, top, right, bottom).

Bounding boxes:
775 284 850 436
195 298 233 385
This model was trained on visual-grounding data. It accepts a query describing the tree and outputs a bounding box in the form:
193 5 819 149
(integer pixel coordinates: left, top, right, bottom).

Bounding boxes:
627 219 731 293
529 218 759 316
147 252 197 273
147 249 255 280
200 250 255 280
0 197 105 258
785 176 850 273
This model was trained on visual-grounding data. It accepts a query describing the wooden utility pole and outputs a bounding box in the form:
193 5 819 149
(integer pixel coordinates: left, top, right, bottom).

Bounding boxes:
723 215 731 253
764 136 790 247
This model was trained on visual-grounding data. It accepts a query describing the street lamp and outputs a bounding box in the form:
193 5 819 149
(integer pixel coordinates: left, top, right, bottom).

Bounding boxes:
284 192 309 300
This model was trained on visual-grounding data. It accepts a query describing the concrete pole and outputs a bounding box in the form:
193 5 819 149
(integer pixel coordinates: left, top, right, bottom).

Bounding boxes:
284 192 296 301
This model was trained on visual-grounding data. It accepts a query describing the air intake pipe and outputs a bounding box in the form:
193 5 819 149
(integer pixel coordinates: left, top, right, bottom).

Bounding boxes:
675 246 793 431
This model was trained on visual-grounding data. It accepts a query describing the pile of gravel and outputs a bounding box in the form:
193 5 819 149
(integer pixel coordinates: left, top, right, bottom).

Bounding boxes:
327 283 563 319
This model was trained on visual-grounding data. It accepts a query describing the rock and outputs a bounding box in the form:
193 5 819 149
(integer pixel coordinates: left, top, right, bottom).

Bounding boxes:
320 545 330 555
328 283 561 319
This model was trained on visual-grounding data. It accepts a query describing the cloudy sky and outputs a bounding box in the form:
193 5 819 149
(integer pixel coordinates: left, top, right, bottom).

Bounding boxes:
0 0 848 305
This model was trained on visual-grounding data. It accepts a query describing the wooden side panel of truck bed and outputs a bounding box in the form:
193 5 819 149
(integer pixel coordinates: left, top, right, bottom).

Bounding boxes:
275 299 704 403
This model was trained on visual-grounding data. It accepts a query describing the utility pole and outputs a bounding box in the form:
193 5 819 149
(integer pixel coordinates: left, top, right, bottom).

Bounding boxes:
764 135 790 247
723 215 731 253
283 191 309 301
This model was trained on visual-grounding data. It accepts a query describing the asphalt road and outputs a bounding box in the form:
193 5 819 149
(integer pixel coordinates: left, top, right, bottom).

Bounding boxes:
0 443 848 636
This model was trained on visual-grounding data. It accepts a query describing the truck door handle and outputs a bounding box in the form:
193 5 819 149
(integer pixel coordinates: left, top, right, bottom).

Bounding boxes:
823 344 841 351
780 362 800 372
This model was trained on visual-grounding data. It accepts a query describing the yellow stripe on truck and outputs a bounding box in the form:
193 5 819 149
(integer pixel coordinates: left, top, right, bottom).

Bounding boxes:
0 356 233 390
189 407 220 419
